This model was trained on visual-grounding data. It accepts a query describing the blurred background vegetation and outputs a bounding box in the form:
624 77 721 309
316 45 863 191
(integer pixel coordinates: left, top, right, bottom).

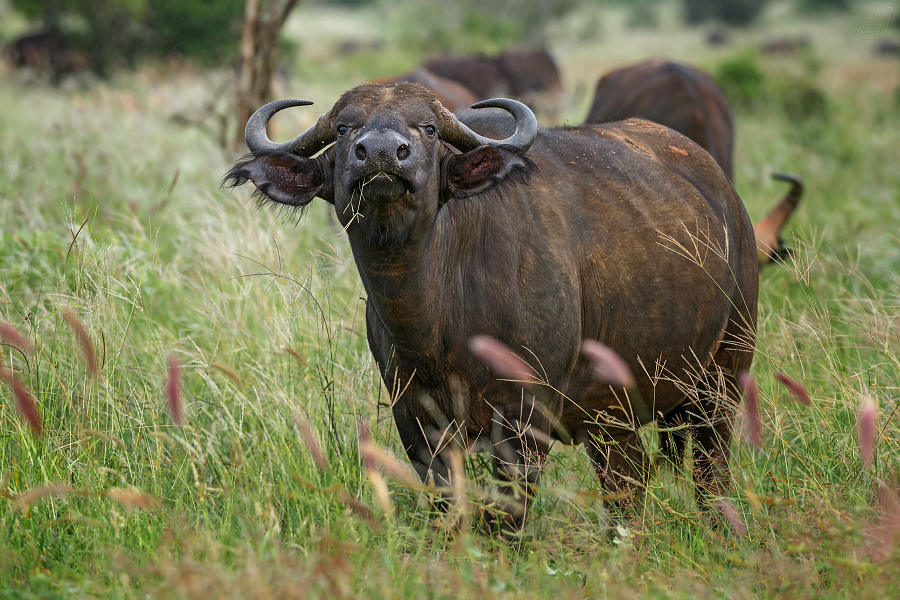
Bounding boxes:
0 0 870 75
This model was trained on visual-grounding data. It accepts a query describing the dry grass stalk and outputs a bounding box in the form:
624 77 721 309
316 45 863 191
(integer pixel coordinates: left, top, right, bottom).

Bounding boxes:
166 353 184 425
774 373 812 406
81 428 126 450
293 412 328 470
104 487 160 510
13 482 72 509
0 366 42 435
0 320 33 353
468 335 533 381
738 371 761 447
210 362 242 386
357 423 394 516
283 346 309 367
61 308 98 377
581 340 636 388
859 394 877 469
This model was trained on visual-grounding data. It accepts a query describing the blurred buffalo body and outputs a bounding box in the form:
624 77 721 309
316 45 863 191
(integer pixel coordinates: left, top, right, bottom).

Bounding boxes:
423 49 562 112
5 30 90 82
585 60 804 268
585 60 734 179
374 68 479 112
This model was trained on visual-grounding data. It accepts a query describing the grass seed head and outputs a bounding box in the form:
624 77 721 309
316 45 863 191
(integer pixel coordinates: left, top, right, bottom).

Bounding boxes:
581 340 636 388
61 308 98 377
468 335 533 382
738 370 761 448
716 498 747 537
859 394 877 469
774 372 812 406
0 367 42 436
293 412 328 470
0 321 33 353
166 353 183 426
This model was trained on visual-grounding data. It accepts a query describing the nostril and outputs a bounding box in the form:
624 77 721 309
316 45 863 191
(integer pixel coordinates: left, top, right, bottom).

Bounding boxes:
397 143 410 161
355 143 367 161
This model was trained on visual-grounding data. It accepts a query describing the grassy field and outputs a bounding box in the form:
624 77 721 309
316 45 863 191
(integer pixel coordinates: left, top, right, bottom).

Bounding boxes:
2 1 900 597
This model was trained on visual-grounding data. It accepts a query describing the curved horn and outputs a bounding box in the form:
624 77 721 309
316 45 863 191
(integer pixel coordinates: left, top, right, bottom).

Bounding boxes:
437 98 538 152
245 99 336 157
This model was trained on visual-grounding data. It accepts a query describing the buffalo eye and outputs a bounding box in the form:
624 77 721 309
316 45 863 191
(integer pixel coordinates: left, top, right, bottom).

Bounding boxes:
423 125 436 137
337 124 349 136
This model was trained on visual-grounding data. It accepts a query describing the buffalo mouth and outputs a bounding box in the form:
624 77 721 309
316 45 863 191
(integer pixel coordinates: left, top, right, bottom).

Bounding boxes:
353 171 413 201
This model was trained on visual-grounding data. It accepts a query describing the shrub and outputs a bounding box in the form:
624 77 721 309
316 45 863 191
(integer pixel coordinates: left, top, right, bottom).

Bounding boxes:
714 51 767 108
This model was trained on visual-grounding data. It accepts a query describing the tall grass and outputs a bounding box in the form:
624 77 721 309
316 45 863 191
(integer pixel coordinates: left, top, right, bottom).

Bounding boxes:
2 3 900 598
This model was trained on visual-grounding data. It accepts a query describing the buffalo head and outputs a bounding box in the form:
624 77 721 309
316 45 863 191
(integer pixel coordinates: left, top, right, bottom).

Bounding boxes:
225 84 538 245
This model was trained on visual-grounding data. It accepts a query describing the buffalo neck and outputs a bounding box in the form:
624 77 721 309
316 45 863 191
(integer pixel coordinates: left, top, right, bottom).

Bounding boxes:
345 195 494 355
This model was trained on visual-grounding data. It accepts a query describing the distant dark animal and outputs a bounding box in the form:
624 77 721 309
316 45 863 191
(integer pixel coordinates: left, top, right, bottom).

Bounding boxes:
5 30 89 82
225 83 758 532
585 60 803 267
706 29 729 46
876 39 900 56
586 60 734 179
374 68 478 112
424 48 562 106
759 36 811 55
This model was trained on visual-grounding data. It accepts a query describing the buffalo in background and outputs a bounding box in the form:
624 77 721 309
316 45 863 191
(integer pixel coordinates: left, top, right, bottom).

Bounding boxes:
585 59 803 267
373 67 478 112
4 30 90 83
585 60 735 179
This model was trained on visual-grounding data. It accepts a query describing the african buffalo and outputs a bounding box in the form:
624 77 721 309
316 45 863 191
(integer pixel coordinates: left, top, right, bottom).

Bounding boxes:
585 60 803 267
225 83 758 532
586 60 734 179
373 68 478 112
423 49 562 112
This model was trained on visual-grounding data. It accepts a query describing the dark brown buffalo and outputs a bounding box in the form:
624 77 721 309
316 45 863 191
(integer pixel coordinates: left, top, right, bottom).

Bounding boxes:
585 60 803 267
586 60 734 179
423 48 561 105
374 68 478 112
225 83 758 532
5 30 89 82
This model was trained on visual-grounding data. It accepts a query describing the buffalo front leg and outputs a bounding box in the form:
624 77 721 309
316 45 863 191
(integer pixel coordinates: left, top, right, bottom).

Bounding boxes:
487 409 549 536
392 399 455 501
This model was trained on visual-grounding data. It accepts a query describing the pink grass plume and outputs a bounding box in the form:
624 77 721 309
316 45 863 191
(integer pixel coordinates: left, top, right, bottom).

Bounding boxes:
716 498 747 536
581 340 635 388
468 335 533 382
738 370 761 448
774 373 811 406
0 321 33 353
61 308 98 377
166 353 183 426
859 394 877 469
0 367 42 436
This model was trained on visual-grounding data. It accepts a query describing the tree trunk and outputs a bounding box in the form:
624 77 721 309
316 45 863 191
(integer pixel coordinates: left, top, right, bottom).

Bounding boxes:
234 0 299 150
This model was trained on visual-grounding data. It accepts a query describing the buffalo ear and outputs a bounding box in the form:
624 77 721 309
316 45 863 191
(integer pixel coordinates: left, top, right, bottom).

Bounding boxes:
445 145 537 199
223 149 334 207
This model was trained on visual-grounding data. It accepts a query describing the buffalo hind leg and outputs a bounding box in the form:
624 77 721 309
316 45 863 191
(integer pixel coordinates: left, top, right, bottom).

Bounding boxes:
663 375 737 506
588 429 649 513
